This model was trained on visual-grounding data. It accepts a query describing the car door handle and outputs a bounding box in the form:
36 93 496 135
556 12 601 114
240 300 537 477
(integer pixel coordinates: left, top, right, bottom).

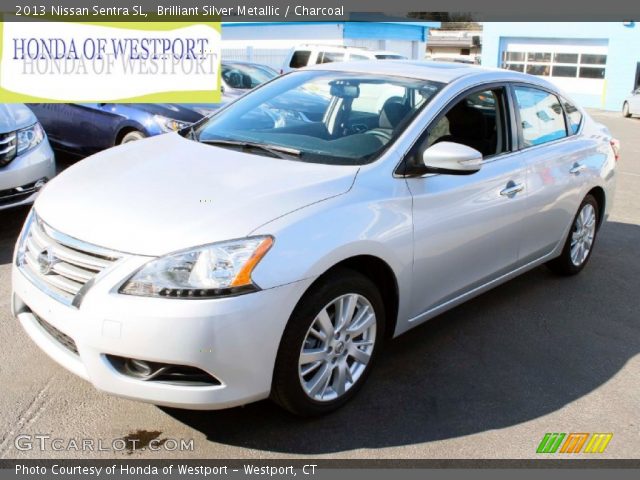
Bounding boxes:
500 182 525 197
570 163 587 175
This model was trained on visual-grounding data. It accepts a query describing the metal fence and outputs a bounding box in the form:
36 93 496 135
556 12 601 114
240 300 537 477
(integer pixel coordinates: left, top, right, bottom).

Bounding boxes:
222 47 290 71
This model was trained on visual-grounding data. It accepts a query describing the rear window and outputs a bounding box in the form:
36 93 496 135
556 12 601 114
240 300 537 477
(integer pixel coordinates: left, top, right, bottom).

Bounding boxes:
289 50 311 69
562 99 583 134
317 51 345 64
375 54 406 60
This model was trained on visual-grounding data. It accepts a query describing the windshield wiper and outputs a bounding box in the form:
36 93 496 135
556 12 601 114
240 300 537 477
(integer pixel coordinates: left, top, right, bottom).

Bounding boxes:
200 139 300 159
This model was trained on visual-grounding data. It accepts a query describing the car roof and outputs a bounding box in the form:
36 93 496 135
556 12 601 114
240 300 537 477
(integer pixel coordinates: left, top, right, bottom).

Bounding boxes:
303 60 555 87
222 60 272 68
369 51 405 56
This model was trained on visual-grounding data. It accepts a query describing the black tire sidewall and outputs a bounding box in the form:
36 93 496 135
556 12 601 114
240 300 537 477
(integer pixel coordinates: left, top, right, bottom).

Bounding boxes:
272 268 386 416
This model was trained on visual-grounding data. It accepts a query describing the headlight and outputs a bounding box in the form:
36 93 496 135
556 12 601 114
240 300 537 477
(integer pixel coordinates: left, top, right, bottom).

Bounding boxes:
119 236 273 298
17 122 45 155
154 115 190 133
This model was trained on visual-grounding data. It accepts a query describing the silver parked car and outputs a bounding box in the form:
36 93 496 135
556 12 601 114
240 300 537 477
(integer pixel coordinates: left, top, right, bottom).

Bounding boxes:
622 86 640 117
0 104 55 211
12 62 617 416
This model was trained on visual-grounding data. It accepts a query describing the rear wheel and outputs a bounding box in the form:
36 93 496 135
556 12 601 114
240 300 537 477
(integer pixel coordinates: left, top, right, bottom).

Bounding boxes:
623 102 631 118
271 268 385 416
120 130 146 144
547 194 599 276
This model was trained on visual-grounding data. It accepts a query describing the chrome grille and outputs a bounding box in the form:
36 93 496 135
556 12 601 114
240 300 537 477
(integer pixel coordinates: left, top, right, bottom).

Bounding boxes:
0 131 17 167
18 214 120 307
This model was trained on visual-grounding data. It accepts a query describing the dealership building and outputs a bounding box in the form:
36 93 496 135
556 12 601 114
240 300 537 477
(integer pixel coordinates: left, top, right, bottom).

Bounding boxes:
482 22 640 111
221 21 440 70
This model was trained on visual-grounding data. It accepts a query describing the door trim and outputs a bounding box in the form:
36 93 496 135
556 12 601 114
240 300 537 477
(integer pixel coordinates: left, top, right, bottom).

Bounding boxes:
406 248 558 326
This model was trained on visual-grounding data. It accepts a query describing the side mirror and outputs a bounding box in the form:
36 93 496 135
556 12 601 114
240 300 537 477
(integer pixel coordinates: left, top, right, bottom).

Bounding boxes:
422 141 483 175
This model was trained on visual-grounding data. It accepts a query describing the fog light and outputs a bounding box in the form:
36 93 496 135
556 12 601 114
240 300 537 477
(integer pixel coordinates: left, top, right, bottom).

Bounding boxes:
126 358 153 377
106 355 221 386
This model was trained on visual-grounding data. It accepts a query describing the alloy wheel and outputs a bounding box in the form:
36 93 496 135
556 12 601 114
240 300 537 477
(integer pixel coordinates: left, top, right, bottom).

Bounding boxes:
298 293 377 402
570 203 596 266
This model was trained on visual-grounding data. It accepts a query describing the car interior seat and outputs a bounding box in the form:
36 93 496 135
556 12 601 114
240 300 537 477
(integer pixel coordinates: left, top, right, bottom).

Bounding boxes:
366 97 412 144
435 102 492 155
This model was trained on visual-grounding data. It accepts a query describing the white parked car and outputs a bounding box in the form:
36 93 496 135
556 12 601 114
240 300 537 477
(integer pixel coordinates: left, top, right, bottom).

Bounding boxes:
0 104 55 211
622 87 640 117
12 62 617 416
281 45 406 73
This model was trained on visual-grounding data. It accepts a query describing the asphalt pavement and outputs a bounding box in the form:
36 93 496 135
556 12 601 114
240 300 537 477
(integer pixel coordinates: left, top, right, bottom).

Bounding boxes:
0 110 638 459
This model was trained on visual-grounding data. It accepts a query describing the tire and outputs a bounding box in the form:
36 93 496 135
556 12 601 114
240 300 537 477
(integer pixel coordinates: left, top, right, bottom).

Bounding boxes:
120 130 146 144
271 268 386 416
547 194 600 276
623 102 631 118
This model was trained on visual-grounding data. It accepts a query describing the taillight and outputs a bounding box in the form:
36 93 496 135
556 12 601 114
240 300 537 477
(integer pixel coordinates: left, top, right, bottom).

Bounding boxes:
610 138 620 162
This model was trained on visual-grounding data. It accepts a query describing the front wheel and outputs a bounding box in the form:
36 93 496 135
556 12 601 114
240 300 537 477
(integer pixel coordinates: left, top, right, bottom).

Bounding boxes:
623 102 631 118
120 130 146 144
547 194 599 276
271 268 385 416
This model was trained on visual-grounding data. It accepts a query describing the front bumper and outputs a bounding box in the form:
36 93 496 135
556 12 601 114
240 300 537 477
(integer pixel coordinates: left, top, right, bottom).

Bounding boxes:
0 140 55 211
12 260 312 410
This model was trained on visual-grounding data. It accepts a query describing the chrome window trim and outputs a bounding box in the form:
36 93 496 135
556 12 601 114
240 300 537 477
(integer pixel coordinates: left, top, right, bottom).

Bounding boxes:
393 80 516 178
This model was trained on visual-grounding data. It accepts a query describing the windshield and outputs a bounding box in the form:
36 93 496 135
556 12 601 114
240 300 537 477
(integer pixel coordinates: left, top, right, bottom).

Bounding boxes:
195 70 443 165
222 63 277 90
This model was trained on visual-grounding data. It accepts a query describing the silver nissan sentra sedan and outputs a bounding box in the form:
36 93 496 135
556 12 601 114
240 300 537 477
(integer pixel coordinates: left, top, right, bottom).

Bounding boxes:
12 61 618 416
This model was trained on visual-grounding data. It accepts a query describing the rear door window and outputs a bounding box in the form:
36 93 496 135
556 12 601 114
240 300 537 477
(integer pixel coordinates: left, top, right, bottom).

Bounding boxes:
513 86 567 147
289 50 311 68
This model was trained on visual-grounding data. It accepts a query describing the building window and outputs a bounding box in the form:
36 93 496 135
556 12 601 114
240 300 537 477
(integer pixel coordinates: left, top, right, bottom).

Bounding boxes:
527 52 552 62
581 54 607 65
526 65 550 76
506 63 525 72
552 66 578 77
460 48 471 56
502 51 607 79
505 51 525 62
579 67 606 79
554 53 578 63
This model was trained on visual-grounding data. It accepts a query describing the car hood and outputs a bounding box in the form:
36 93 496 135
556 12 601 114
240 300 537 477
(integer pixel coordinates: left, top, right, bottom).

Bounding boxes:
0 104 36 132
123 103 205 123
35 133 359 256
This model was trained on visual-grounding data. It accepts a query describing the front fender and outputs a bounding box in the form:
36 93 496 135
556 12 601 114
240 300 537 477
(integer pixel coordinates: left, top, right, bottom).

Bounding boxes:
250 179 414 330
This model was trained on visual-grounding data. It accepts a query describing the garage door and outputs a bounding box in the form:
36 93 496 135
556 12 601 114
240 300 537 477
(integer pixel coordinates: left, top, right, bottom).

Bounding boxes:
500 38 608 101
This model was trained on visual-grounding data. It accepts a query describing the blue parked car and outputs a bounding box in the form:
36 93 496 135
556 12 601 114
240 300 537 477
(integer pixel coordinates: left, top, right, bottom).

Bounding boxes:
27 103 206 158
27 61 280 158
